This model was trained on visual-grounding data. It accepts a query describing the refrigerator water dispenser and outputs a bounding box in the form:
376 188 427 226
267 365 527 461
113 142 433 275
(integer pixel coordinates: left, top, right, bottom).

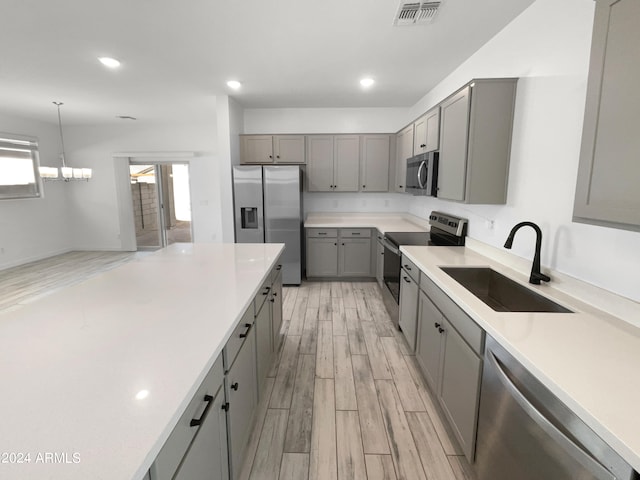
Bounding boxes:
241 207 259 229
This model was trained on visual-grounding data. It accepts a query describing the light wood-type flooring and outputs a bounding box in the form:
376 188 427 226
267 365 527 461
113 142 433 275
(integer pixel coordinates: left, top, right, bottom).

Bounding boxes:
239 281 477 480
0 251 140 312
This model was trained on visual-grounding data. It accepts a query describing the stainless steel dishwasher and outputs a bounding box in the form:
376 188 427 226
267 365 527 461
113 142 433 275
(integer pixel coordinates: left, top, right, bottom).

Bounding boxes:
474 336 638 480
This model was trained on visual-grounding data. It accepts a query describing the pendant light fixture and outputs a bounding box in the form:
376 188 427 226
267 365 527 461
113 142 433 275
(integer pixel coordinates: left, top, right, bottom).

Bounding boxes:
39 102 92 181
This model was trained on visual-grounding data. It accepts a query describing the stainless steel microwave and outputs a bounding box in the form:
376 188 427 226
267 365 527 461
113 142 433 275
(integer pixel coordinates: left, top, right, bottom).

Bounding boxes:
406 152 438 196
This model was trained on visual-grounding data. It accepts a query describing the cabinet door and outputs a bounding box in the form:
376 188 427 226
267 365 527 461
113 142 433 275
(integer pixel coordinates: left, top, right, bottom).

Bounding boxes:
306 237 338 277
306 135 334 192
439 319 482 460
416 291 444 392
338 238 371 277
255 301 272 400
241 136 274 164
274 135 306 164
173 387 229 480
395 125 413 193
438 86 470 201
226 330 257 480
334 135 360 192
398 271 419 352
376 238 384 287
360 135 390 192
270 270 284 351
413 114 428 154
573 0 640 229
424 107 440 152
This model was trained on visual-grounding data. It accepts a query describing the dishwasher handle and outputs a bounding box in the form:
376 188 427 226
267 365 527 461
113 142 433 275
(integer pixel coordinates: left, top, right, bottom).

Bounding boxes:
487 351 616 480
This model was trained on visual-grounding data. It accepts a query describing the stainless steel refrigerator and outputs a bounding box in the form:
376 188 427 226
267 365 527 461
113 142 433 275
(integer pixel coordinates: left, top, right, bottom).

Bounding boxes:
232 165 302 285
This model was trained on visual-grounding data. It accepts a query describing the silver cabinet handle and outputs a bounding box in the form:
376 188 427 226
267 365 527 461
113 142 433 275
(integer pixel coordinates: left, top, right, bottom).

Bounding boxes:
417 161 426 189
487 351 615 480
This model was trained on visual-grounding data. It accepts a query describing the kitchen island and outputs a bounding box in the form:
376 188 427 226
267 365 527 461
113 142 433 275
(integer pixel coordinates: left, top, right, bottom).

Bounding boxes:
401 244 640 474
0 243 283 480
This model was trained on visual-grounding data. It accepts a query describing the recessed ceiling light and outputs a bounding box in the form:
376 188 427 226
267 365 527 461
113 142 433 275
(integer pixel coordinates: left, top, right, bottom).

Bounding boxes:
98 57 121 68
360 78 375 88
227 80 242 90
116 115 137 120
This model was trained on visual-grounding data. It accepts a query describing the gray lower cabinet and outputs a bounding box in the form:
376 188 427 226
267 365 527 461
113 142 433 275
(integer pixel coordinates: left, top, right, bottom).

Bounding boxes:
150 355 226 480
438 78 517 204
339 237 371 276
398 268 419 352
226 324 257 480
416 291 444 391
306 228 373 278
255 297 271 399
375 232 384 287
573 0 640 231
416 276 484 461
270 269 284 352
173 387 229 480
306 236 338 277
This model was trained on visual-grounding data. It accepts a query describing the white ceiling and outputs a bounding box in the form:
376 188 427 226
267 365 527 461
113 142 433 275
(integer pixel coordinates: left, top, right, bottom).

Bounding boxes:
1 0 535 125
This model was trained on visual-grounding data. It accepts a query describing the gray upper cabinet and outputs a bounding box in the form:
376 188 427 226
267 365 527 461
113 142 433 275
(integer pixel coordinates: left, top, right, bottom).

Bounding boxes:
395 125 414 193
360 135 390 192
413 107 440 154
573 0 640 231
334 135 360 192
241 135 274 164
307 135 334 192
240 135 306 164
306 135 359 192
438 79 517 204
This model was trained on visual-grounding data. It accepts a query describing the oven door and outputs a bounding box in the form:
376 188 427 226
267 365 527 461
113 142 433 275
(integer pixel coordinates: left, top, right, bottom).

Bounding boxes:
383 239 401 303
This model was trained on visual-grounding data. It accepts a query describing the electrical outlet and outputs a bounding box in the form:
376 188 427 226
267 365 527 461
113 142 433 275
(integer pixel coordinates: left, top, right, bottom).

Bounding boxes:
485 220 495 230
0 247 4 254
332 200 338 208
384 199 389 207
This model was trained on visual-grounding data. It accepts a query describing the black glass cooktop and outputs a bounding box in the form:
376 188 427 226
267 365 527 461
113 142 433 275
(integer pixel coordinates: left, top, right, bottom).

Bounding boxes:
385 231 430 248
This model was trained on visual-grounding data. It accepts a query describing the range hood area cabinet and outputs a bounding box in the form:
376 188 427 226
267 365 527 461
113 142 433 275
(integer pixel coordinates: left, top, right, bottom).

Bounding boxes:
240 135 306 164
437 78 517 204
395 124 414 193
573 0 640 231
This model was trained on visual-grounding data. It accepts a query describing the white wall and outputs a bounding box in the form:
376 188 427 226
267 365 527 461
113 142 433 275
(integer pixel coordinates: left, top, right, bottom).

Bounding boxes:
64 119 221 250
244 107 407 135
0 113 71 268
217 96 244 242
407 0 640 302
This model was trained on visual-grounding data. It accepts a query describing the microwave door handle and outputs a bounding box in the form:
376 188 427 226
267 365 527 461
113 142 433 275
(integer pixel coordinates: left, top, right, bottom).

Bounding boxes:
417 161 426 189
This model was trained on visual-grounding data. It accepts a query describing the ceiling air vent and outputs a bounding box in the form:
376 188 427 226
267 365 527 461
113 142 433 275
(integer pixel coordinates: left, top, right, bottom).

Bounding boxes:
394 0 441 26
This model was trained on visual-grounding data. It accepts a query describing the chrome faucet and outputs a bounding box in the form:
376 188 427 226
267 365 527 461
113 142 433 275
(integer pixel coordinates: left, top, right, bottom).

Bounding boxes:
503 222 550 285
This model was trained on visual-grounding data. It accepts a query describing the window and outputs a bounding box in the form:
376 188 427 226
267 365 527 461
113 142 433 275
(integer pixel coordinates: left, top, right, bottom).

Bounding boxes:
0 134 42 199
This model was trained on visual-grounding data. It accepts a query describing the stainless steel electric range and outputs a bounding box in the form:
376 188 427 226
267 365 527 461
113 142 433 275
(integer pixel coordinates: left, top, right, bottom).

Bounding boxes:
380 211 468 327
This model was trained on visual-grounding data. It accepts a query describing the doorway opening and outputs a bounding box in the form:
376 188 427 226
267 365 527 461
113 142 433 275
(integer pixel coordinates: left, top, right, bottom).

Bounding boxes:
129 163 192 250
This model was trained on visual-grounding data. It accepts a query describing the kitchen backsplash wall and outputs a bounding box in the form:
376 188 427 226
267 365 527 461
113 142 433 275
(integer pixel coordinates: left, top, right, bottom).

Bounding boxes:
303 192 410 214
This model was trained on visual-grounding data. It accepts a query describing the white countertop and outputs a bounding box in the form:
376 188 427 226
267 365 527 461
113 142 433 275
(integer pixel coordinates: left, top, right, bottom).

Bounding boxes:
401 245 640 473
0 243 284 480
304 212 428 233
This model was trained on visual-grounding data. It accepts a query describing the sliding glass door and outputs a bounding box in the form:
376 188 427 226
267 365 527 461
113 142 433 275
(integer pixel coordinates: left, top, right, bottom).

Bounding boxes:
129 163 192 250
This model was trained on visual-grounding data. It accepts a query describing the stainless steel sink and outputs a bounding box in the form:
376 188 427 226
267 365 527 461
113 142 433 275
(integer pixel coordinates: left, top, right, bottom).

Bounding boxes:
440 267 572 313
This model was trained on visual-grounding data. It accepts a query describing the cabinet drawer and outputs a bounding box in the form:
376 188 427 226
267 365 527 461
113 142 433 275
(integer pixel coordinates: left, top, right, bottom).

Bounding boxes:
420 273 484 355
224 308 254 370
340 228 371 238
400 254 420 283
307 228 338 238
151 354 224 480
255 277 271 315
